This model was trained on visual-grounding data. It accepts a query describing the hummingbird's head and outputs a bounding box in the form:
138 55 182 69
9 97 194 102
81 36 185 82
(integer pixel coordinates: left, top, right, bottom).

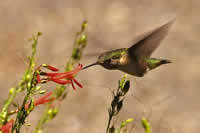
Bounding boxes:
96 52 118 69
82 48 128 70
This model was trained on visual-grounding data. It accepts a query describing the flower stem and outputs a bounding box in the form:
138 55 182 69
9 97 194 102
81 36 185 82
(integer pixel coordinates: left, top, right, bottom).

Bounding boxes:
34 20 88 133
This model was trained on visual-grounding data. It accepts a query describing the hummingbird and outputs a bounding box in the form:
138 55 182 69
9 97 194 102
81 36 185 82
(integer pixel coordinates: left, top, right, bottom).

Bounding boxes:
83 19 174 77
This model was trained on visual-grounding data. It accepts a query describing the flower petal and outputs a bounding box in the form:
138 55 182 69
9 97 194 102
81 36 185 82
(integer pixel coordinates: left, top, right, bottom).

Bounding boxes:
72 78 83 88
71 80 76 90
34 92 53 106
26 92 54 109
47 65 59 71
50 78 72 85
50 64 82 80
42 64 59 71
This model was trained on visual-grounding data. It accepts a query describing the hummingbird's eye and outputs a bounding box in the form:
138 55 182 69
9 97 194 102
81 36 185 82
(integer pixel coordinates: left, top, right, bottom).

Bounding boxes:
105 59 111 64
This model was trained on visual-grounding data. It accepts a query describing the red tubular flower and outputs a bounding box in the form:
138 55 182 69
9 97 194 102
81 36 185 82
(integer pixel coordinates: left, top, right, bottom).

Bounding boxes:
10 92 54 114
0 119 14 133
25 92 54 110
42 64 59 71
50 64 83 80
46 65 59 71
50 78 72 85
34 92 54 106
37 64 83 90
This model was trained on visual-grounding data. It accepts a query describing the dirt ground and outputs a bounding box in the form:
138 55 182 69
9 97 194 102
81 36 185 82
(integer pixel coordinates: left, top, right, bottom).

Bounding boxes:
0 0 200 133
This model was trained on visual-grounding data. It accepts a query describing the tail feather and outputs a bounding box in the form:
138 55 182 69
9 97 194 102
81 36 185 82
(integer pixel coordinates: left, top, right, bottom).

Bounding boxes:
160 59 172 64
145 58 172 70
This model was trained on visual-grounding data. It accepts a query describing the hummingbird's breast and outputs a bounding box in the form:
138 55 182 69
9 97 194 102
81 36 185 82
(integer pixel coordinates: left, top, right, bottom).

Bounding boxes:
119 53 130 65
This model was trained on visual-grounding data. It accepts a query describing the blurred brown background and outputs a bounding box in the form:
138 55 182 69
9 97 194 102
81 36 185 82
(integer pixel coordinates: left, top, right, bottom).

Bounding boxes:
0 0 200 132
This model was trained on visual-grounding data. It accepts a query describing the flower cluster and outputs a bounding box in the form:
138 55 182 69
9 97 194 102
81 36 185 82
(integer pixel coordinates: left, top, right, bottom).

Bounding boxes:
0 119 14 133
0 64 83 133
36 64 83 90
1 92 54 133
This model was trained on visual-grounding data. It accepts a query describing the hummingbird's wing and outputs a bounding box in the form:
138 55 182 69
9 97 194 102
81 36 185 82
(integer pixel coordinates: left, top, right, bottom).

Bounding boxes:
128 19 175 60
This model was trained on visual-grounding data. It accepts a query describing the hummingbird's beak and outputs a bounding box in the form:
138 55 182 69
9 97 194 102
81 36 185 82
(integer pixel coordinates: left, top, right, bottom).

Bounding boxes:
82 62 98 70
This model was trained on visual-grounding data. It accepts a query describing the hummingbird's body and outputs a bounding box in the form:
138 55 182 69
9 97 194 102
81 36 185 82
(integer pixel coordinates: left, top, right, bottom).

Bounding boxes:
83 19 174 77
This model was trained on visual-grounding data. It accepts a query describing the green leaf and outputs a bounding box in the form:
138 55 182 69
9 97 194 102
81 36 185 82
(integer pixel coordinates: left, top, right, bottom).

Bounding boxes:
11 102 19 108
26 123 32 126
36 129 42 133
35 86 41 91
141 117 151 133
37 32 42 37
39 90 46 94
78 34 87 45
9 88 15 95
122 80 130 95
81 20 88 32
120 118 134 129
27 99 35 114
47 108 58 120
119 74 127 89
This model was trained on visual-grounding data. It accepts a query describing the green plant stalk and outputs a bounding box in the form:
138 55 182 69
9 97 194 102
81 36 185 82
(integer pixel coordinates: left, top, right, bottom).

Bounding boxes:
106 115 112 133
0 32 41 127
65 21 87 72
34 94 59 133
0 85 20 125
34 20 88 133
12 72 37 133
106 75 130 133
9 32 42 133
34 105 50 133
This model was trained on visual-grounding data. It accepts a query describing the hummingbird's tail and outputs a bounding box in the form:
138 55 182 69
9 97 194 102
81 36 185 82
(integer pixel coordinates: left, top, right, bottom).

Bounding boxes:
160 59 172 64
145 58 172 70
